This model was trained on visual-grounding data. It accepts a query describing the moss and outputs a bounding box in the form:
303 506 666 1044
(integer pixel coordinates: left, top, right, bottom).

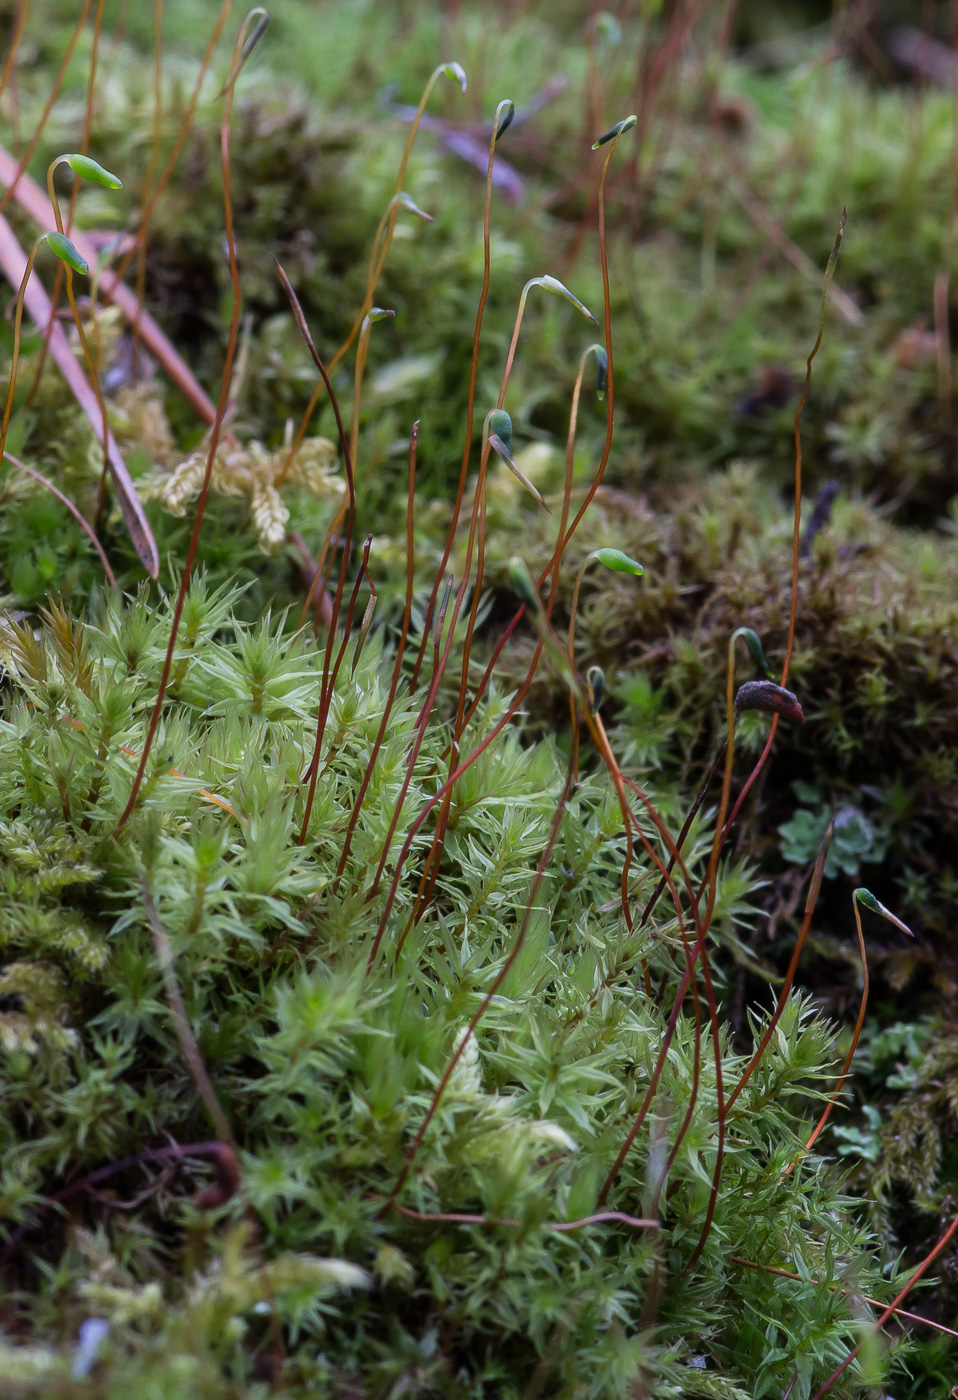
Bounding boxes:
0 584 913 1397
2 0 958 1391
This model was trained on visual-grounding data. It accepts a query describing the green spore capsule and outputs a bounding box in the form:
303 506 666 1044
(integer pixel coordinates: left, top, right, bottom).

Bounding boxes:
853 888 914 936
592 114 637 149
45 231 89 275
593 547 643 578
441 61 467 93
741 628 774 679
65 153 123 189
495 100 516 142
595 346 608 398
487 409 513 450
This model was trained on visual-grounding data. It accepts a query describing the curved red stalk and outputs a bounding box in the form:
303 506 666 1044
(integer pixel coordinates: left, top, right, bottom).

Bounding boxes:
114 15 250 835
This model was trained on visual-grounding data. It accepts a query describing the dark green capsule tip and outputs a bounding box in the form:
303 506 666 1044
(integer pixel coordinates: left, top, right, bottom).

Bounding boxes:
65 153 123 190
595 346 608 396
239 10 270 63
495 100 516 142
592 114 637 149
587 665 605 713
45 230 88 276
487 408 513 444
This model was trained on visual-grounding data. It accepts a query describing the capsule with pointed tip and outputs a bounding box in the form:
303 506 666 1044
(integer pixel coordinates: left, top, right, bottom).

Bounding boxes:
595 346 608 399
593 547 643 578
495 100 516 142
535 274 597 324
734 627 774 680
592 114 637 150
45 231 89 276
853 888 914 937
441 61 468 93
65 153 123 190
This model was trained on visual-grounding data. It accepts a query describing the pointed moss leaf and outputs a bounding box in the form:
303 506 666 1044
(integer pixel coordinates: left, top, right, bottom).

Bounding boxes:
592 114 637 149
45 231 89 276
487 409 513 449
535 274 597 323
593 548 643 578
854 888 914 937
740 628 774 679
441 61 467 93
395 192 434 222
495 100 516 142
595 346 608 398
507 557 541 614
587 665 605 713
65 154 123 189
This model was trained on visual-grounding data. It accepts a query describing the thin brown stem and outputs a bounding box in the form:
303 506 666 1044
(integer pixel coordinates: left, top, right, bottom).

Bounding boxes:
0 0 93 220
114 15 249 835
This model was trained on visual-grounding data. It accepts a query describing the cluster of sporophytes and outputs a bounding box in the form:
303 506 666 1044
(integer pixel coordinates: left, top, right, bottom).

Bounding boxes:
4 3 958 1397
6 0 958 593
